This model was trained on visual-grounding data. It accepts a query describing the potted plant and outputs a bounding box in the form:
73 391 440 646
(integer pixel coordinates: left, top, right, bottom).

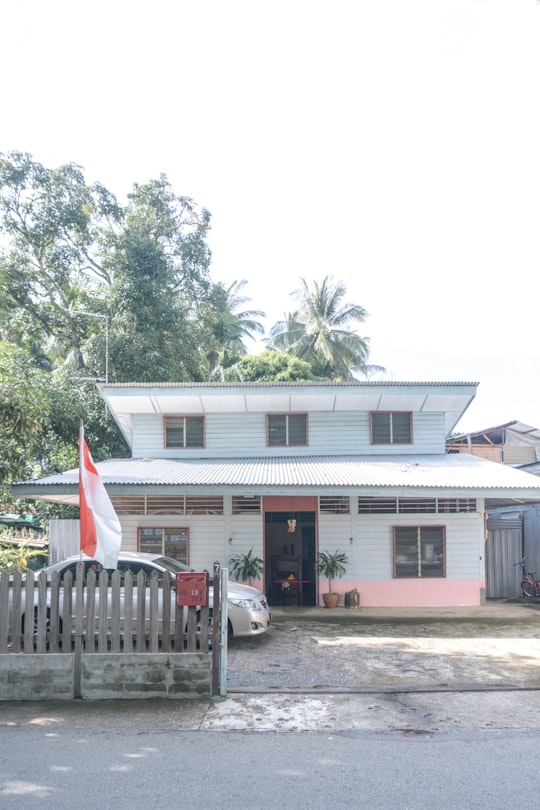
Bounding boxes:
316 549 349 608
229 547 263 586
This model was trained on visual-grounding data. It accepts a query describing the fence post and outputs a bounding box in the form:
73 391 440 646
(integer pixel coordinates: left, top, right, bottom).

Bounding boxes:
73 563 84 699
211 561 221 697
219 567 228 697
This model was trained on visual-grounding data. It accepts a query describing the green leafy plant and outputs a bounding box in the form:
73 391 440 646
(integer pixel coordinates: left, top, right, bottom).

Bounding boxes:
229 547 264 585
0 536 48 573
316 549 349 594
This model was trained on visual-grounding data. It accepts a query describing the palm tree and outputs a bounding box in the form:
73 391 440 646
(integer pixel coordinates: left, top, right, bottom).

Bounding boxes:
204 280 266 376
267 276 379 380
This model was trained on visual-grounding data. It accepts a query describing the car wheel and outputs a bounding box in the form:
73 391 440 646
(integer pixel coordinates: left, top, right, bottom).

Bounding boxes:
21 609 63 646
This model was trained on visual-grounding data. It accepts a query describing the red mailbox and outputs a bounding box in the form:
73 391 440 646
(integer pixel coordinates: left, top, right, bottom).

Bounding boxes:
176 572 208 607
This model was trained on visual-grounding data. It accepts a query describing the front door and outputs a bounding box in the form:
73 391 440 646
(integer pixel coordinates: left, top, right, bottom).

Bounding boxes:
263 496 317 606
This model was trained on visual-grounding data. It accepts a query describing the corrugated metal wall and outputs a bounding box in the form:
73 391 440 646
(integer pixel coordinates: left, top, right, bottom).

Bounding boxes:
523 508 540 577
486 518 522 598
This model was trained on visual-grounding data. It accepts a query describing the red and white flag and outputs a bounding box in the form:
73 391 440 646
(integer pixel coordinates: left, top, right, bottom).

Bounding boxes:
79 424 122 568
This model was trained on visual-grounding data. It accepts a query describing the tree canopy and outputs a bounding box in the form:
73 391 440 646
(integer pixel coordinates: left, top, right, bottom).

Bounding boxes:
267 276 380 380
0 151 382 521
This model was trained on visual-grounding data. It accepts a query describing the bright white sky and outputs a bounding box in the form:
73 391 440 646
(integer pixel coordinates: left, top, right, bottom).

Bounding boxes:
2 0 540 434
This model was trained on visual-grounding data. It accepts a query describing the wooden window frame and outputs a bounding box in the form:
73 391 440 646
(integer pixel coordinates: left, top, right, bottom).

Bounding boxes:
138 527 189 564
267 413 308 447
393 526 446 578
164 415 205 449
370 411 413 445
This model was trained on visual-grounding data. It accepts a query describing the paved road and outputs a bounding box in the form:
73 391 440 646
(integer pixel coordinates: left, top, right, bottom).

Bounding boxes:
1 719 539 809
4 602 540 810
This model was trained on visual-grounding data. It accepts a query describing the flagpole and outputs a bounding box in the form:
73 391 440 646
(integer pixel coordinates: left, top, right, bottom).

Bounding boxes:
79 420 84 561
78 420 122 569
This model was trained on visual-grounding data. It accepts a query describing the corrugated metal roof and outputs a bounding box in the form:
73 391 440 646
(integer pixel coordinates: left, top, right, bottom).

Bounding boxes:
98 381 479 389
451 420 540 440
15 454 540 491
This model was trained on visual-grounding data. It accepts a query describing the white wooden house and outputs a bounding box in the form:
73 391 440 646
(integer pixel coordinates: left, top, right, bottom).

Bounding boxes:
13 380 540 607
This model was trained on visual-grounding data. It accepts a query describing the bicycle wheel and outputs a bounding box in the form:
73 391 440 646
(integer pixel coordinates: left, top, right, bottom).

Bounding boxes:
521 580 537 598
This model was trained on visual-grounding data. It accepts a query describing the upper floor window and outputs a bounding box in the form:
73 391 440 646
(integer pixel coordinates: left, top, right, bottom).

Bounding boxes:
165 416 204 448
371 412 412 444
267 414 308 446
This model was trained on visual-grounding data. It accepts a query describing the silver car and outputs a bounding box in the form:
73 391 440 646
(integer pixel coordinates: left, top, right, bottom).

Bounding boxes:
42 552 272 638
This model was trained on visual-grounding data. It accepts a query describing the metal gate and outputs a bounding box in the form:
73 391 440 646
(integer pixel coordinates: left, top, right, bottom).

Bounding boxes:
485 517 523 598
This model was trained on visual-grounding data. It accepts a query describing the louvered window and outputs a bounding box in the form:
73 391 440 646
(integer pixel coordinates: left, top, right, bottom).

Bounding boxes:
358 497 398 514
165 416 204 448
438 498 476 513
371 412 412 444
394 526 445 578
232 496 261 514
110 495 146 514
358 497 477 514
319 496 350 514
185 496 223 514
146 496 185 514
267 414 308 446
398 498 437 513
110 495 224 515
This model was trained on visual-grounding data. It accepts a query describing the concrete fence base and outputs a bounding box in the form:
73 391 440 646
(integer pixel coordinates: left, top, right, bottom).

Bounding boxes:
0 653 212 701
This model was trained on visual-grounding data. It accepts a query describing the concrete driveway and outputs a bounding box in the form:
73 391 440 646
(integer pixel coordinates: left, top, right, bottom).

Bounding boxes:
3 601 540 735
227 600 540 692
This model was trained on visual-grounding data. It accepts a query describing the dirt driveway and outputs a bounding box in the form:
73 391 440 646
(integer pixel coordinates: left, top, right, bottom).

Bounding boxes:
227 602 540 692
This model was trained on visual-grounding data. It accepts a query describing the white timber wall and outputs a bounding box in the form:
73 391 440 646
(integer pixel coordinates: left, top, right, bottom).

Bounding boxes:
318 511 485 583
118 498 264 573
131 411 447 458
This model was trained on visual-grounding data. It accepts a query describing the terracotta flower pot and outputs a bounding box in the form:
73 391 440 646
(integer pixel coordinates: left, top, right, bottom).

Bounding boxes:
323 593 339 608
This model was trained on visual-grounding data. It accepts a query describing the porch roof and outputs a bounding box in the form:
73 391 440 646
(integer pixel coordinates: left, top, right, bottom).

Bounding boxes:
12 453 540 505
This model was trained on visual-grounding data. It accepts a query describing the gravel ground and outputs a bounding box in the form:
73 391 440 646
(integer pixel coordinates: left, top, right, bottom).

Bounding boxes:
226 607 540 690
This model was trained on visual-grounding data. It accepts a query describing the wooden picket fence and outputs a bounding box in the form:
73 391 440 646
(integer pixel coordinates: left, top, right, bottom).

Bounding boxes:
0 564 212 654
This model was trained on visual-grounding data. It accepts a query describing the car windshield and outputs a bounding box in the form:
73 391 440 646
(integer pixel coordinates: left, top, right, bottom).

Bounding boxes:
154 556 194 574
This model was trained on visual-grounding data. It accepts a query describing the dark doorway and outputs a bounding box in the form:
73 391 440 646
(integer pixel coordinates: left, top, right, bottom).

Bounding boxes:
264 512 317 606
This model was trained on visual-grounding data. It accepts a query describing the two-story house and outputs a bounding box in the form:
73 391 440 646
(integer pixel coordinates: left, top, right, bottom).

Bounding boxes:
13 380 540 607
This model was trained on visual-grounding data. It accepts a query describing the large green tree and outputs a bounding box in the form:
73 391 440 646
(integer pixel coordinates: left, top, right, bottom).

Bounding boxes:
267 276 380 380
103 176 213 382
0 341 52 481
0 339 129 522
0 151 122 372
223 350 321 381
0 156 217 384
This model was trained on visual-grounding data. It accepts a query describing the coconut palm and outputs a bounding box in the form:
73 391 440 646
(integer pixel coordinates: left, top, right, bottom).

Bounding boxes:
203 280 266 377
209 280 266 353
267 276 378 380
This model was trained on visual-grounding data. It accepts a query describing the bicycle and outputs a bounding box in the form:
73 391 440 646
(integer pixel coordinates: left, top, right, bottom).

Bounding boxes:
515 557 540 598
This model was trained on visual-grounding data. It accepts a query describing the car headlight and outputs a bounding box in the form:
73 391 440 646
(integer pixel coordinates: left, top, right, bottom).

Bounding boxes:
229 598 262 611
